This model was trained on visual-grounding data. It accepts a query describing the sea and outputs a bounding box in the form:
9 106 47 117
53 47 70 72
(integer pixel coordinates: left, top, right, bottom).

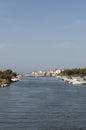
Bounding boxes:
0 76 86 130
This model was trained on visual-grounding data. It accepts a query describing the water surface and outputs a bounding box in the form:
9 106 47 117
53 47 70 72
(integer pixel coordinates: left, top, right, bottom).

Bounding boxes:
0 77 86 130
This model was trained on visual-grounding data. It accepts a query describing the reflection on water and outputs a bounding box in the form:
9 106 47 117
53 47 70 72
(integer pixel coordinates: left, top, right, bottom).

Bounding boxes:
0 77 86 130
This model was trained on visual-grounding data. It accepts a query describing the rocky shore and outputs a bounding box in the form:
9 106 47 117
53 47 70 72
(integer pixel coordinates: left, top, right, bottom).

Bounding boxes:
0 69 19 88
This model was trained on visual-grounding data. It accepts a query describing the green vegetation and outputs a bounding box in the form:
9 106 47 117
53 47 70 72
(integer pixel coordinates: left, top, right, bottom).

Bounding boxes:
61 68 86 77
0 69 17 86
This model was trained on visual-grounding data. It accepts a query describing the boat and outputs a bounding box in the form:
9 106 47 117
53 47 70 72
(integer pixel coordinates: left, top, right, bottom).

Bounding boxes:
70 78 86 85
11 78 19 82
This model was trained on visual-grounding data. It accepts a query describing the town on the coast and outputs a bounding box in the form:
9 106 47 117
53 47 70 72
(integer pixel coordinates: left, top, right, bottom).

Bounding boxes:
1 67 86 87
25 67 86 85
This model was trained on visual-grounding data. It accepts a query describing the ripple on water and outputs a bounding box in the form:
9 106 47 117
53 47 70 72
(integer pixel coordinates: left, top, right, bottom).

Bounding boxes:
0 77 86 130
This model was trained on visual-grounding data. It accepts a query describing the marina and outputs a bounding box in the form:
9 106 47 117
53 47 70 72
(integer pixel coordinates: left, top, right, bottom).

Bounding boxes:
57 76 86 85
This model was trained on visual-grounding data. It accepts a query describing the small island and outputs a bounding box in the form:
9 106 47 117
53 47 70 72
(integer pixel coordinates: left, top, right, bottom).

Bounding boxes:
0 69 19 87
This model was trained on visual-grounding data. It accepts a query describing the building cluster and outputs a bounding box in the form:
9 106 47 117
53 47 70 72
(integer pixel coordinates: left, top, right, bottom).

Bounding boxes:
30 69 61 77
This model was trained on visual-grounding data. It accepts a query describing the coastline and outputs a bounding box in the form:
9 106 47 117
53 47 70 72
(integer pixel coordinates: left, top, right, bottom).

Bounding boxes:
0 77 20 88
56 75 86 85
0 70 20 88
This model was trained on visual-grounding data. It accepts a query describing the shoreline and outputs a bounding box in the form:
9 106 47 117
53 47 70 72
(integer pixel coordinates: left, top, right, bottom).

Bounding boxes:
56 75 86 85
0 77 20 88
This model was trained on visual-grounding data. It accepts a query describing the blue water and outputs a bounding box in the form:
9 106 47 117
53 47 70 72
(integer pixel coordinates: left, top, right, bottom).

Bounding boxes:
0 77 86 130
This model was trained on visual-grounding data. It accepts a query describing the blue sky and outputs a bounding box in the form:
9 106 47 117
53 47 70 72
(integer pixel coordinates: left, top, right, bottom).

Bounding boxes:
0 0 86 73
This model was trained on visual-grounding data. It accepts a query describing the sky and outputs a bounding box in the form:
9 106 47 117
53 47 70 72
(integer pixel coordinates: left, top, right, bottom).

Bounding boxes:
0 0 86 73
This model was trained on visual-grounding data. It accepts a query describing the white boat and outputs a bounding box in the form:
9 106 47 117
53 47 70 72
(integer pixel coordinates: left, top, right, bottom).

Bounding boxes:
11 78 19 82
70 78 86 85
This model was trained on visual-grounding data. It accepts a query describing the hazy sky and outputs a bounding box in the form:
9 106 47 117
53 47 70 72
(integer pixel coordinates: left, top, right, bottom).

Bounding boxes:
0 0 86 73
